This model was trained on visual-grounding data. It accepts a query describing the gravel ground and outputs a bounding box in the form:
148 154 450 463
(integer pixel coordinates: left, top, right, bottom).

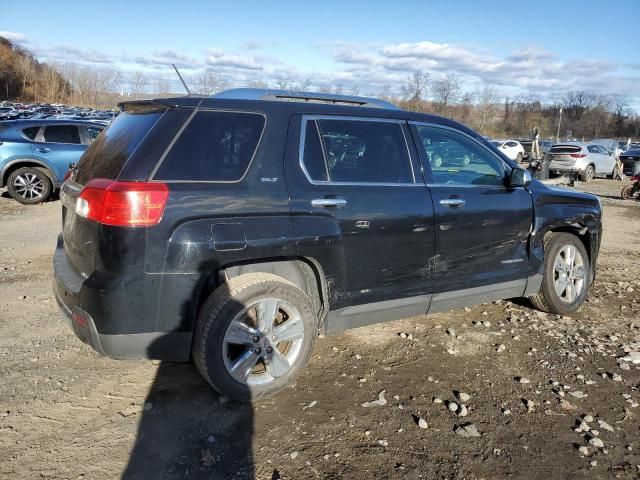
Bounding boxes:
1 179 639 480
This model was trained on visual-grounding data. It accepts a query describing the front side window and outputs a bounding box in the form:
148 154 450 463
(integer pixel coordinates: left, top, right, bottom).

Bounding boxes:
415 125 506 186
301 118 413 184
43 125 81 144
154 111 265 182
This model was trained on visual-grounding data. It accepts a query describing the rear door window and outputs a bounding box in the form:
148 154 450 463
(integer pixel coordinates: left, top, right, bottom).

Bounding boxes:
21 126 40 140
85 125 104 144
153 111 265 182
75 109 163 184
43 125 81 144
301 118 414 184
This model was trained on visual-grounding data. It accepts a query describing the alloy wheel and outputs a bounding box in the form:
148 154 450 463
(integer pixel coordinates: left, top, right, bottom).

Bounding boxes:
13 172 45 200
553 245 585 303
222 298 305 386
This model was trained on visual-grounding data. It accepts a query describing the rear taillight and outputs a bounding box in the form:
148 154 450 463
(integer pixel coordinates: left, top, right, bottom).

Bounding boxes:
63 169 72 181
570 153 587 158
76 179 169 227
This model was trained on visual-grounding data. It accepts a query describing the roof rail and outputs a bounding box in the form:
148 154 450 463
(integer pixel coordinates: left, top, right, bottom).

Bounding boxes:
212 88 400 110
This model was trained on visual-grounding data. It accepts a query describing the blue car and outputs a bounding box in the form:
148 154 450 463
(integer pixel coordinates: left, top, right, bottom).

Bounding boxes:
0 120 105 204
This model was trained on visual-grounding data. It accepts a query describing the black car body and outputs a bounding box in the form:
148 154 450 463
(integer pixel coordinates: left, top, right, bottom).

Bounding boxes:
53 89 602 400
620 149 640 177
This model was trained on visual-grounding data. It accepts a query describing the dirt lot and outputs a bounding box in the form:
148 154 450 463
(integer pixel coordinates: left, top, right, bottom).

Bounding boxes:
1 180 639 480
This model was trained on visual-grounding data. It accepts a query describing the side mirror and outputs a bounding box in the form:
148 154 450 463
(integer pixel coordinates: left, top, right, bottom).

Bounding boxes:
509 167 532 187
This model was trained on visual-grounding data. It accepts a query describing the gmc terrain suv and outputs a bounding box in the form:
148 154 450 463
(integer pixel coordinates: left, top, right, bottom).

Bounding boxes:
54 89 602 402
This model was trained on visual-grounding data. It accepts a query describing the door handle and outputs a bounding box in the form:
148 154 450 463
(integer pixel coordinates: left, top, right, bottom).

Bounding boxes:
311 198 348 208
37 147 50 153
440 198 466 207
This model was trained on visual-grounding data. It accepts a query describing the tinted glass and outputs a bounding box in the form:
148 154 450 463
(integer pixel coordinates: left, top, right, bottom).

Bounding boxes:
22 126 39 140
302 121 329 181
154 111 265 182
76 109 163 184
623 149 640 156
551 145 581 153
416 125 505 186
313 119 412 184
587 145 599 154
505 141 517 147
86 126 104 143
43 125 81 144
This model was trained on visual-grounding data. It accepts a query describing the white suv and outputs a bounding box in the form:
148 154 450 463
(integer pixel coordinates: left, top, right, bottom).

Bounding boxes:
491 140 525 162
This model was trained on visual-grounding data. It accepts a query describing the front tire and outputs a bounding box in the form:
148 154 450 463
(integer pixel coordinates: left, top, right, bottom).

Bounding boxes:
530 233 590 315
193 273 317 402
621 185 636 200
7 167 52 204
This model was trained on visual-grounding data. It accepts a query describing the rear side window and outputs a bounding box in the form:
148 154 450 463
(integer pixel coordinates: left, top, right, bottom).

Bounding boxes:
43 125 81 144
22 126 39 140
86 126 104 143
154 111 265 182
301 118 413 184
76 110 163 184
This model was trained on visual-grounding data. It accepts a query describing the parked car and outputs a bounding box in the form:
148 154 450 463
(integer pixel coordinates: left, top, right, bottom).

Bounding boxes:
491 139 526 162
620 149 640 177
539 140 555 159
0 120 104 204
547 142 619 182
54 88 602 402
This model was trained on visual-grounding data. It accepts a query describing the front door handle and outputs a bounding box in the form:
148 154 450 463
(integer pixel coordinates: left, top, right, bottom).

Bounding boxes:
311 198 348 208
440 198 466 207
37 147 50 153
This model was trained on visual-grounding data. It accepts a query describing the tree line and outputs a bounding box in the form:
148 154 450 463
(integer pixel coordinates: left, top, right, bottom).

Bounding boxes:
1 36 638 139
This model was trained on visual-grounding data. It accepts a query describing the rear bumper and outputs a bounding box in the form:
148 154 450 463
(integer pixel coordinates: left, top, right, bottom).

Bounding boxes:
53 236 191 361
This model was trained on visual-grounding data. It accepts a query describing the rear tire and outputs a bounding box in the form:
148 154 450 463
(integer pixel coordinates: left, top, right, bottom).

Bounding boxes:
193 273 317 403
530 233 590 315
580 165 595 183
621 185 635 200
7 167 52 205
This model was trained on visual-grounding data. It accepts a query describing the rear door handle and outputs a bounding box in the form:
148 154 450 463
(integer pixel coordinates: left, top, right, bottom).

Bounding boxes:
37 147 50 153
440 198 466 207
311 198 348 208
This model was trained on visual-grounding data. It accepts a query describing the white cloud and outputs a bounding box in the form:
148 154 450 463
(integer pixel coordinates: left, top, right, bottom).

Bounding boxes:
0 31 28 43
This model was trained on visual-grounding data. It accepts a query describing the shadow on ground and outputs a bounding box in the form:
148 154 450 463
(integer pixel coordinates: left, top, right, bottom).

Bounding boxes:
122 362 255 479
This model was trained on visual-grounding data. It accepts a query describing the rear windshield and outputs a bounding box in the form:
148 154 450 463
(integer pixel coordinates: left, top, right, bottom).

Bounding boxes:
75 108 164 184
550 145 582 153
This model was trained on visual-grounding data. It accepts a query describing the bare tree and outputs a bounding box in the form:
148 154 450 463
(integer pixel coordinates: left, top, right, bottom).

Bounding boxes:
15 55 34 96
432 73 460 114
195 68 226 96
130 71 148 97
563 90 596 121
401 72 429 111
154 77 171 95
475 82 498 131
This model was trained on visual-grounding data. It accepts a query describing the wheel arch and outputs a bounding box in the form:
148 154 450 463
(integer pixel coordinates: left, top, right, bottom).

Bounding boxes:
196 256 330 330
542 224 596 285
1 159 57 188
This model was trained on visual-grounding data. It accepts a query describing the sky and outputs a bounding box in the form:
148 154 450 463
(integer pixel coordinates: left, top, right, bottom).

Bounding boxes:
2 0 640 108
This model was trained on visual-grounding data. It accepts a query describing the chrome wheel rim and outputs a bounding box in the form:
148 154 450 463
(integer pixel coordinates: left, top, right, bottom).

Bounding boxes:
553 245 585 303
13 173 45 200
222 298 305 386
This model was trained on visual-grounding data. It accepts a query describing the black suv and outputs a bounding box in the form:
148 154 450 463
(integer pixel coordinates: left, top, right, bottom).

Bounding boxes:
54 89 602 402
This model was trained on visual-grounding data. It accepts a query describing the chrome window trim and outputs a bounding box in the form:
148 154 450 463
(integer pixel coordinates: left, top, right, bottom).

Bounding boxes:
150 108 267 184
299 114 417 187
409 121 512 187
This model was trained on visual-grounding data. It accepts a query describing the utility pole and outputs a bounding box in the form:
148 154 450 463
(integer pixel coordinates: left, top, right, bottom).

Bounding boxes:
556 107 563 142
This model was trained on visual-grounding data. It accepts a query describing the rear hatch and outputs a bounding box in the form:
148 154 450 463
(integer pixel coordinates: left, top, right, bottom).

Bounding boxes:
620 152 640 176
549 144 583 168
60 106 166 277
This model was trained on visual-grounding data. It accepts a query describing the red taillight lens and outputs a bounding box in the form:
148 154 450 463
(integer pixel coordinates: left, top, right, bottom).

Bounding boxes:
570 153 587 158
76 179 169 227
